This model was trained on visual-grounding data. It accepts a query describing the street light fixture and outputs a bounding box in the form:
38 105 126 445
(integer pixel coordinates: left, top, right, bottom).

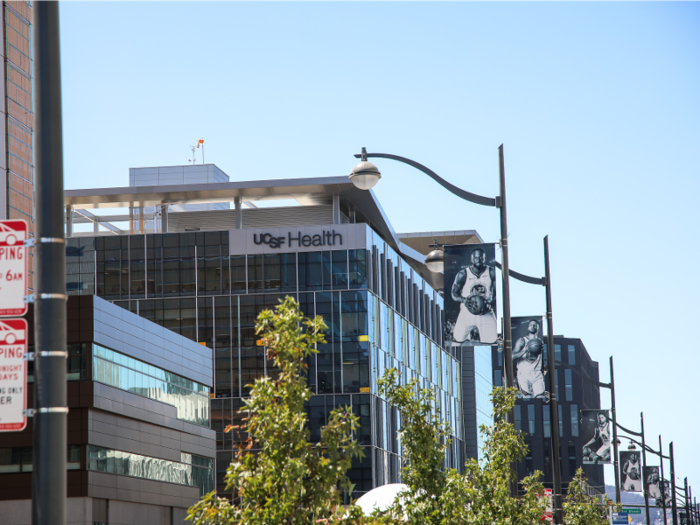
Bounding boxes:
424 239 445 273
349 149 381 190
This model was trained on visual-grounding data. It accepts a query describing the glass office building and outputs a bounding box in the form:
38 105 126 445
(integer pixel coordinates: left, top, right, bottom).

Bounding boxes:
64 172 477 498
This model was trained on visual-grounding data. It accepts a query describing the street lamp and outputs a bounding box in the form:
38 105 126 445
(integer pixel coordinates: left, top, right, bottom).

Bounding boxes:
424 239 445 273
350 145 518 496
349 154 382 190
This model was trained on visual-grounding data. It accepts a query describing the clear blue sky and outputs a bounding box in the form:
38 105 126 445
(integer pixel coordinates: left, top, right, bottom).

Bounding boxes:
59 2 700 492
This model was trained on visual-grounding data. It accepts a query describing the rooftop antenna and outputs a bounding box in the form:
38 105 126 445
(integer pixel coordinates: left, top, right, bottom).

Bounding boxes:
188 144 196 164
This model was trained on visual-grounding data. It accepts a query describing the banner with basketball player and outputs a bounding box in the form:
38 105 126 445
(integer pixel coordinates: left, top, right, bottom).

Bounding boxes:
511 316 546 400
644 466 663 500
619 450 643 492
581 409 612 465
443 243 498 345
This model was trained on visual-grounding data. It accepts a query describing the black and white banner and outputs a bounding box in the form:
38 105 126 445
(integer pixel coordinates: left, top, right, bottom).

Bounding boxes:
444 243 498 345
644 466 662 499
619 450 643 492
511 316 546 400
581 409 612 464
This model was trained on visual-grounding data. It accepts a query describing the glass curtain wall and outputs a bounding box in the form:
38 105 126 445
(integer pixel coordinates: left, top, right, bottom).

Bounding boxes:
66 228 462 496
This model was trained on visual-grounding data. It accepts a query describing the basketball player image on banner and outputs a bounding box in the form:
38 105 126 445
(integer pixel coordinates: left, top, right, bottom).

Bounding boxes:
657 480 673 508
511 316 546 399
645 466 662 499
443 243 498 345
581 410 612 464
619 450 643 492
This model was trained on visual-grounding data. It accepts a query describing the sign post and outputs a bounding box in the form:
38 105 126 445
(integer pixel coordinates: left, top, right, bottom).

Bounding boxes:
0 318 28 431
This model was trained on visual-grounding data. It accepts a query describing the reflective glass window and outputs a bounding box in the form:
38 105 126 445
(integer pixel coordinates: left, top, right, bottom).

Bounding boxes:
528 404 535 435
88 445 213 496
349 249 367 289
92 344 210 427
332 250 349 289
565 369 573 401
230 255 246 293
298 251 323 291
570 404 579 437
543 406 551 438
568 344 576 365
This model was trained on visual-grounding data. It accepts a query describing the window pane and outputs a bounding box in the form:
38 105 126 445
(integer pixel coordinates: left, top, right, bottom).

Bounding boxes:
570 404 579 437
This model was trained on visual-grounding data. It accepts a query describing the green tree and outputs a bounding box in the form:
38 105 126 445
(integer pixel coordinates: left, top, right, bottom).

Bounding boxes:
563 468 616 525
456 386 547 525
187 296 364 525
378 369 547 525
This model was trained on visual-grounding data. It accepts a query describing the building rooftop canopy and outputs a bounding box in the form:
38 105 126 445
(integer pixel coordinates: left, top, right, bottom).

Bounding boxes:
65 165 486 292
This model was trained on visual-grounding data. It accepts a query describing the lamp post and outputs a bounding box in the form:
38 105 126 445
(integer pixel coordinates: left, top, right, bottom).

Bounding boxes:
350 146 517 496
553 356 621 502
492 237 564 523
350 146 515 392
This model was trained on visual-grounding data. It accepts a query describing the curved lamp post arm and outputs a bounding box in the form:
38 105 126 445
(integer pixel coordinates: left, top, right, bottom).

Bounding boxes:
615 421 643 438
354 152 498 208
619 434 668 458
493 261 545 286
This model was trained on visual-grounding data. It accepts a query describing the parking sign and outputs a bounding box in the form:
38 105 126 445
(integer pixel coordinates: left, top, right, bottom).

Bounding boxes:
0 318 28 431
0 219 28 317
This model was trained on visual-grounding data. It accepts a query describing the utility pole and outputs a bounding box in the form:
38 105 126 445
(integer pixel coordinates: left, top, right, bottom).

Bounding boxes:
32 3 68 525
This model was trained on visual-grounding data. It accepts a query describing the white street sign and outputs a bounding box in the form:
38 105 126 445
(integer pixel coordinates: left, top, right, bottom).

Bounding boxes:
0 219 28 317
0 318 28 432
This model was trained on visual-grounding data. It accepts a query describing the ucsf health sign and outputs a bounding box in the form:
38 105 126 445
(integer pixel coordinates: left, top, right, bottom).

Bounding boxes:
230 224 369 255
254 229 343 249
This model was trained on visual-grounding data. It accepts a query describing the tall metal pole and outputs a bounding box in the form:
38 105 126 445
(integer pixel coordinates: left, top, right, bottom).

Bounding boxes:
660 436 668 523
610 356 621 504
671 442 678 525
497 145 516 498
544 236 563 524
685 478 690 525
641 413 651 525
32 3 68 525
498 145 514 394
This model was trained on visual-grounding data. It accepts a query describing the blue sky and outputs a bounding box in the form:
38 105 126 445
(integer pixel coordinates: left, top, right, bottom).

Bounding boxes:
59 2 700 492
